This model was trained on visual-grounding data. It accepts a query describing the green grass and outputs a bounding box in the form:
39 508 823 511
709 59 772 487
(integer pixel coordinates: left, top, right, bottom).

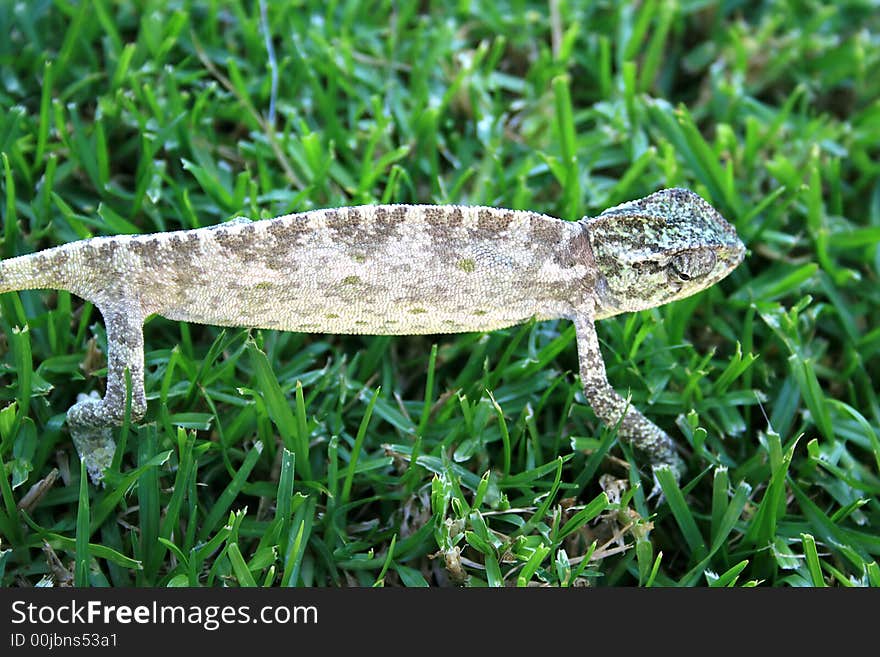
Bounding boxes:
1 0 879 587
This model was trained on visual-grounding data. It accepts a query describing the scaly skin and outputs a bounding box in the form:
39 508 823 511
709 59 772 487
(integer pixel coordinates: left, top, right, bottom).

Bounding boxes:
0 188 745 483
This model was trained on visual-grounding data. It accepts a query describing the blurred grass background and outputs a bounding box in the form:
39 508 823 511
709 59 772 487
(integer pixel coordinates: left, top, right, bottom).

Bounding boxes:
0 0 879 587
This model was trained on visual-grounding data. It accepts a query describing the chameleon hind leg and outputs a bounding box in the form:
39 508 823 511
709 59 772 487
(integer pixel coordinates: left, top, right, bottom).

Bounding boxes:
573 312 686 481
67 304 147 484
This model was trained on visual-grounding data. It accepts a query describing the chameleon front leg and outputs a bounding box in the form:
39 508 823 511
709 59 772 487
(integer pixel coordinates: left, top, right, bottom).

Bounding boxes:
573 312 686 480
66 304 147 484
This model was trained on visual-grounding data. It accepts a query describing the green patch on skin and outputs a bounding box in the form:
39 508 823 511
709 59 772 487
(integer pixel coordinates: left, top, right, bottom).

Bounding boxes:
456 258 476 273
342 275 361 285
352 254 367 263
255 282 272 291
409 308 428 314
325 313 340 319
473 310 488 315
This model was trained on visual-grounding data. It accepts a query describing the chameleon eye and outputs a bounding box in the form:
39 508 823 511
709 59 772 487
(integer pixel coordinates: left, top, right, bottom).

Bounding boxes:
670 249 716 281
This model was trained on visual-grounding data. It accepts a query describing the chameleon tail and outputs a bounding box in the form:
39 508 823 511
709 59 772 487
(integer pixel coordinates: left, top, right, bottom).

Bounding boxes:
0 244 75 295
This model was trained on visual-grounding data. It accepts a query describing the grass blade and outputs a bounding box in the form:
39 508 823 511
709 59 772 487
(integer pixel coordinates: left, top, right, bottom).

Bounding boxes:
656 465 708 562
341 387 380 506
199 442 263 541
75 460 91 587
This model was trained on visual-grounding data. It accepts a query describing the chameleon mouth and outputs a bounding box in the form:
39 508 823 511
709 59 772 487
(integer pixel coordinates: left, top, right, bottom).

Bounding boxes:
716 234 746 268
727 239 747 266
712 240 746 283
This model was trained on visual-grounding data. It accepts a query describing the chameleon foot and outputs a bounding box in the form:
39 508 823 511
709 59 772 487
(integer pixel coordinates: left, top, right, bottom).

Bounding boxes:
67 392 117 485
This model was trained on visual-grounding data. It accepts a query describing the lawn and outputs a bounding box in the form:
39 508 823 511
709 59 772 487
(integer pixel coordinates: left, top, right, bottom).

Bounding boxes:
1 0 878 587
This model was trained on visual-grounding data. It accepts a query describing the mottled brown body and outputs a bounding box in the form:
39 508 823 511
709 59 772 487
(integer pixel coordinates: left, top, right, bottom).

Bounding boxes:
122 205 591 334
0 189 745 485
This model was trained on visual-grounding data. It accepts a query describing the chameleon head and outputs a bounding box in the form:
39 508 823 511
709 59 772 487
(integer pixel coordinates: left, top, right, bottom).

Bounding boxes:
584 188 745 318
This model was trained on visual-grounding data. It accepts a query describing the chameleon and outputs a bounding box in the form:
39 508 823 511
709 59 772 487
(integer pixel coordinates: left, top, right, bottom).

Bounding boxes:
0 188 744 484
